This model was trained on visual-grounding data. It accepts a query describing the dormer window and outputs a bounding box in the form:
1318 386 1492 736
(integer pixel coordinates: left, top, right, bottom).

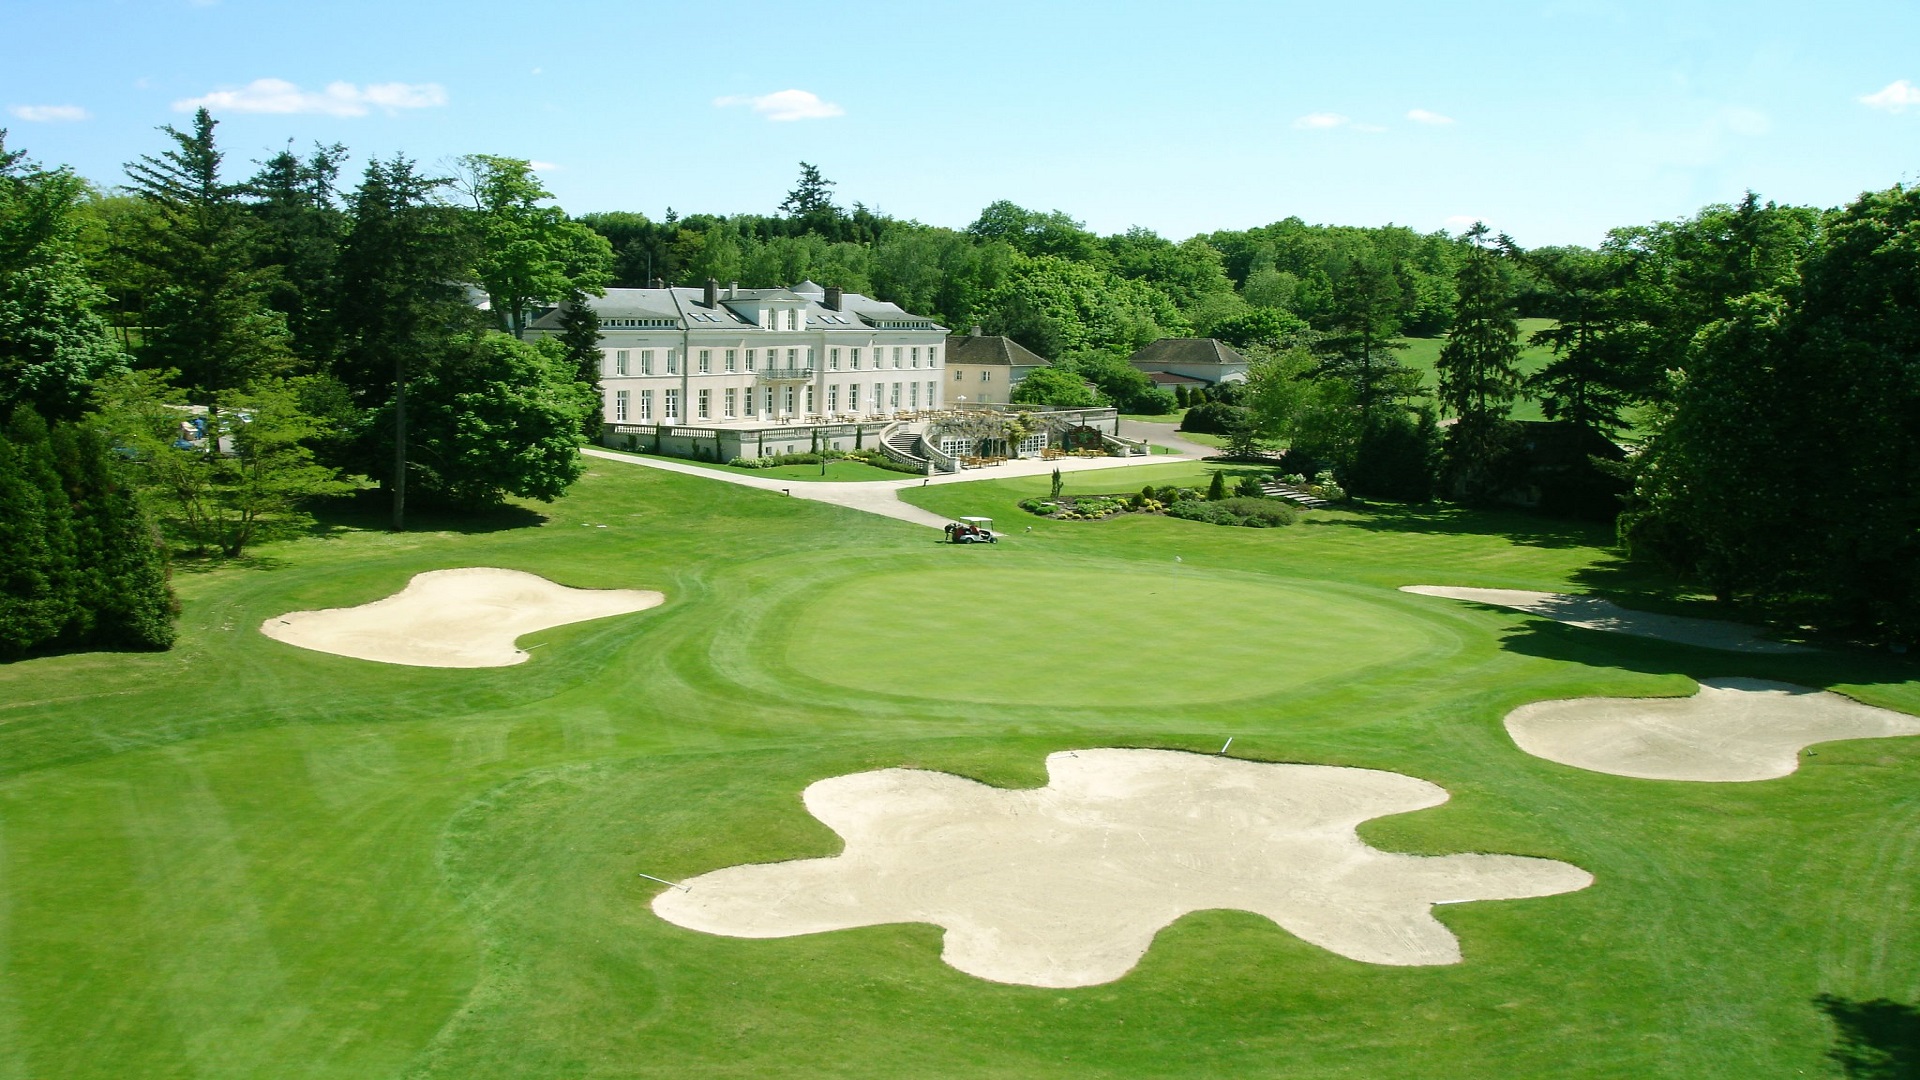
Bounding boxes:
784 309 797 331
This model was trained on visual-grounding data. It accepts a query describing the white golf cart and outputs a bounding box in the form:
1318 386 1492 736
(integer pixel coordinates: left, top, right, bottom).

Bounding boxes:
945 516 999 544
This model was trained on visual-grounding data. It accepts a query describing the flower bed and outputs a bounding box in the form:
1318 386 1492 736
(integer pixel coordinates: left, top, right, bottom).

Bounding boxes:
1020 487 1297 528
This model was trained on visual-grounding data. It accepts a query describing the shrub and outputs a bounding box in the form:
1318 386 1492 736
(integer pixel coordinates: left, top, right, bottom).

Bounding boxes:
1218 497 1298 527
725 450 920 474
728 453 824 468
1346 409 1441 502
1179 401 1253 435
1166 499 1236 525
1207 471 1227 500
1235 475 1265 498
1165 495 1297 529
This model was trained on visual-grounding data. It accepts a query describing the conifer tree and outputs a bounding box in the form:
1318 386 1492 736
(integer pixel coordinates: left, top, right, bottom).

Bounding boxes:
122 108 290 399
336 156 471 529
0 408 80 655
247 142 348 373
1435 223 1524 499
50 421 175 649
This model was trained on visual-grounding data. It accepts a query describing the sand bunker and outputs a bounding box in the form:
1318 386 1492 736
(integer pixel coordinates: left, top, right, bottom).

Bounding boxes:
1400 586 1812 653
651 749 1591 988
1506 677 1920 782
260 568 663 667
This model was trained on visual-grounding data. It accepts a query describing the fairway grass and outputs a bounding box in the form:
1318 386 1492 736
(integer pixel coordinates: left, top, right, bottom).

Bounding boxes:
1 456 1917 1078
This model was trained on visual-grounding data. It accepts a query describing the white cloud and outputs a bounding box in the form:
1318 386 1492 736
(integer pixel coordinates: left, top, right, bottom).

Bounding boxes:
172 78 447 117
530 67 543 76
1860 79 1920 113
7 104 90 122
529 160 561 172
713 88 844 121
1407 108 1454 125
1293 112 1349 130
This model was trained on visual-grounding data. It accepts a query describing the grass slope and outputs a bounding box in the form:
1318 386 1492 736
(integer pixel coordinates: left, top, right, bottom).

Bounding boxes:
1395 317 1558 423
0 458 1915 1078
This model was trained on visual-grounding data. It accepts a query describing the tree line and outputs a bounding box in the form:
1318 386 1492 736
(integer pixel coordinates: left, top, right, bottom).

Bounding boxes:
1 114 611 655
604 164 1910 642
4 129 1913 652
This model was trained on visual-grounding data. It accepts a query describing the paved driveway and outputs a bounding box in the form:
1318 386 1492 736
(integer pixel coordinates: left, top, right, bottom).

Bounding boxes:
1118 419 1218 458
582 447 1191 530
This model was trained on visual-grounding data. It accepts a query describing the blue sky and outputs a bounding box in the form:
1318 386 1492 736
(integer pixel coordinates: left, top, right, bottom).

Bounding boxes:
4 0 1917 247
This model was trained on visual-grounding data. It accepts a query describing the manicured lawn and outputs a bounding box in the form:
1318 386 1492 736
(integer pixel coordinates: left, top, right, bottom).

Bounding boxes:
1 455 1915 1078
1396 317 1558 422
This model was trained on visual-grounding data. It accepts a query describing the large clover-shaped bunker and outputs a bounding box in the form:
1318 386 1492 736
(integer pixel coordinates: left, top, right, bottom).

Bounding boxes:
652 749 1592 988
1507 677 1920 782
261 567 663 667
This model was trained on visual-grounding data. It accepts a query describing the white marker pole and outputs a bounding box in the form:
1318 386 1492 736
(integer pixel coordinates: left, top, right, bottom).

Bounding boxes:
638 872 690 892
1219 737 1234 755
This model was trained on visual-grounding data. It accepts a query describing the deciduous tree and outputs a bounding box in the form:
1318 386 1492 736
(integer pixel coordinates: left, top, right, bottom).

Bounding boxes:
458 155 611 338
0 132 128 420
401 333 595 509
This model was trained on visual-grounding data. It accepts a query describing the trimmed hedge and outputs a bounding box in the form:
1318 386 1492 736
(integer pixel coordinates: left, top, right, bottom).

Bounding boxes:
1166 496 1298 528
726 449 922 474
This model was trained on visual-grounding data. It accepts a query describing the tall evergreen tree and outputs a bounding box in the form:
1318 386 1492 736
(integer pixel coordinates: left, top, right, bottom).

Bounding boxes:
247 142 348 373
779 162 844 237
1524 246 1638 437
122 108 289 399
0 408 80 655
554 287 604 436
1435 224 1524 498
336 156 472 530
1310 252 1411 421
555 287 603 383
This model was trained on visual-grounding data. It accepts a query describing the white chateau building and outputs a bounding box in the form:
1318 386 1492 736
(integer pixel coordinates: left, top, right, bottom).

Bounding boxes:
528 279 953 458
530 278 1125 469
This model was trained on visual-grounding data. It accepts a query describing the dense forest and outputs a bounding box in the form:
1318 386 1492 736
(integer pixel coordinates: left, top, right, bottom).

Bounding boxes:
1 120 1915 653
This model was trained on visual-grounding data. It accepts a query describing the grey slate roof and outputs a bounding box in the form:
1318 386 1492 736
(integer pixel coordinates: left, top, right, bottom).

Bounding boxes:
525 286 945 333
1145 370 1208 386
946 334 1050 368
1127 338 1251 368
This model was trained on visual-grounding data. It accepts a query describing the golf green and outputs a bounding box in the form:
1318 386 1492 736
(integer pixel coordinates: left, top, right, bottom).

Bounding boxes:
782 564 1435 706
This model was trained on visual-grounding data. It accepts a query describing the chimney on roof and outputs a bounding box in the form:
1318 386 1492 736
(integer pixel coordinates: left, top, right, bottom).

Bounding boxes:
825 285 843 311
704 277 719 307
970 325 983 337
728 281 739 299
649 276 664 290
